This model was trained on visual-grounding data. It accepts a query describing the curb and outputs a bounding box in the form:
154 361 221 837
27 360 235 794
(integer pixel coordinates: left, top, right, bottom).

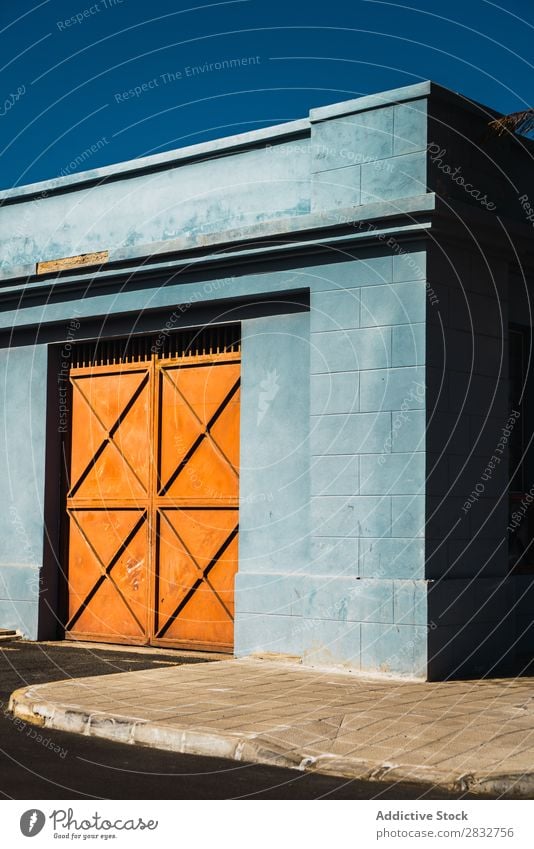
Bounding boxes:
9 685 534 798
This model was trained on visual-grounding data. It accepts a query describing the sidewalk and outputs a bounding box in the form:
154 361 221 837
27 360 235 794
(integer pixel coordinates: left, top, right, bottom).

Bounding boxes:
9 658 534 797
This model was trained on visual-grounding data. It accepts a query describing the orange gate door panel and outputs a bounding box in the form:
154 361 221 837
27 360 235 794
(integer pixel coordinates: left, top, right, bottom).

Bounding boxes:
66 361 152 644
153 359 240 650
64 331 240 652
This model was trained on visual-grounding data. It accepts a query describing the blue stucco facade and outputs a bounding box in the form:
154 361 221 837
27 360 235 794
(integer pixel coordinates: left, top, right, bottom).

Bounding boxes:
1 81 533 679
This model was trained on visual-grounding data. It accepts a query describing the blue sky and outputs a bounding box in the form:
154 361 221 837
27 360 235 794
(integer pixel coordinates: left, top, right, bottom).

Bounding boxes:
1 0 533 189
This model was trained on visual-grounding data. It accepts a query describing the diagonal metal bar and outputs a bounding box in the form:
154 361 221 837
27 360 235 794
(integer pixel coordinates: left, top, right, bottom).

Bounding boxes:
160 367 238 456
156 509 238 636
159 369 239 495
156 527 237 638
69 371 150 497
156 510 239 637
66 509 147 632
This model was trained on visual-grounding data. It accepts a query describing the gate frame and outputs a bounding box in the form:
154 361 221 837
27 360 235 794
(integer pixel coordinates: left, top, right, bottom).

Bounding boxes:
55 325 241 652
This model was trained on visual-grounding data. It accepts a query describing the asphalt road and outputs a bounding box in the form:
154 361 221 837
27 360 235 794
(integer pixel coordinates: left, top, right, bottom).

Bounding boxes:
0 641 490 800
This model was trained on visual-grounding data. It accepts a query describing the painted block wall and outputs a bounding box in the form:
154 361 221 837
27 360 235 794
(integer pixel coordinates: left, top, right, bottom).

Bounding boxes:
235 246 429 677
235 311 311 657
426 242 515 678
0 344 48 639
311 98 427 213
427 95 534 223
514 576 534 656
306 247 428 676
504 272 534 658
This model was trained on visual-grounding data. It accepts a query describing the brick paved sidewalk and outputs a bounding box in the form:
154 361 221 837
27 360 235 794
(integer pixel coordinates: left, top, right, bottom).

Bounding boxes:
9 658 534 796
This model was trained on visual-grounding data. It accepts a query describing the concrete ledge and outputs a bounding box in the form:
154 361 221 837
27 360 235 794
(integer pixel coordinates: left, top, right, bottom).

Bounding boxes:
310 83 432 123
9 660 534 798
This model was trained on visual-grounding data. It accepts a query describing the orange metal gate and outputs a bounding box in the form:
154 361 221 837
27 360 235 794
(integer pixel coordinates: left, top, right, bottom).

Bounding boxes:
64 328 240 652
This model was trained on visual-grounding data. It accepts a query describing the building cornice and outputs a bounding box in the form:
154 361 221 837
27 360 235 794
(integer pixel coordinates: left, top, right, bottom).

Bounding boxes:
0 194 436 299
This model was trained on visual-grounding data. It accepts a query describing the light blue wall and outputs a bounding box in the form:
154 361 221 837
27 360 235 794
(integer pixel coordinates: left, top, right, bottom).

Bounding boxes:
235 312 310 656
234 248 428 677
305 248 427 676
0 345 48 638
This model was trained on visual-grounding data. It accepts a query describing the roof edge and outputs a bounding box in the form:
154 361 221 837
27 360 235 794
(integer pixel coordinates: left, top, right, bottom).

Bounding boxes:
0 117 310 205
0 80 504 204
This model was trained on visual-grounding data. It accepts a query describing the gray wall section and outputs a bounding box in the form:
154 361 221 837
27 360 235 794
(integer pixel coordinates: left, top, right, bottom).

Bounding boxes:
428 95 534 224
0 344 48 638
505 274 534 659
426 242 515 678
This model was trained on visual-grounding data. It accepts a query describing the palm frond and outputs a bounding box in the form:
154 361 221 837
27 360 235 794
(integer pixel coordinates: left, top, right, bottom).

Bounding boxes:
489 109 534 138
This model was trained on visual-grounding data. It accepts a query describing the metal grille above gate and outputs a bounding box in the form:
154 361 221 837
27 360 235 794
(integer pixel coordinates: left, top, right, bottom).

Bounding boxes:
70 324 240 367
